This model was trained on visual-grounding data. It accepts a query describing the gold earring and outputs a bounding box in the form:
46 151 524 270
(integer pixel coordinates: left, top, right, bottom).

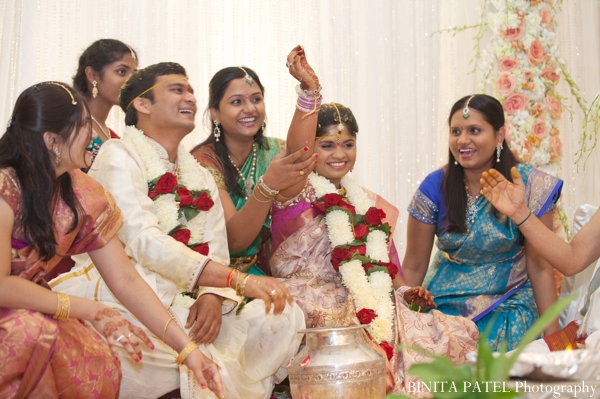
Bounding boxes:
92 81 98 98
53 147 61 165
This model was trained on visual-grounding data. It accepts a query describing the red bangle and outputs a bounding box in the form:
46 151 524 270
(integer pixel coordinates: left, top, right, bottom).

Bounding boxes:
226 269 236 288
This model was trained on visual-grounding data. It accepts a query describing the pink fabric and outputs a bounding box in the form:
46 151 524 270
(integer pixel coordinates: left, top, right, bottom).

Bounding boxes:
269 186 479 394
0 167 123 397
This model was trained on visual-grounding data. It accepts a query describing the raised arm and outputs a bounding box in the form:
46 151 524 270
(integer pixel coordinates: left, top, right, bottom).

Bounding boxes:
481 167 600 276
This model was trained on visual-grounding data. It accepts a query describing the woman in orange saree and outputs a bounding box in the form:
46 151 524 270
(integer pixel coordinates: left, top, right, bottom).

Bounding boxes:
0 82 224 398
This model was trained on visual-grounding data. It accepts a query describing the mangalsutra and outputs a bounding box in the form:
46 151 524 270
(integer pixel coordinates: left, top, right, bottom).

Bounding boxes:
228 143 257 199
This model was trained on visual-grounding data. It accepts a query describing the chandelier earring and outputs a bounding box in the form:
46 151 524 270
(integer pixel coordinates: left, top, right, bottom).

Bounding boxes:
261 121 266 131
92 81 99 99
53 146 61 165
496 143 503 163
213 120 221 142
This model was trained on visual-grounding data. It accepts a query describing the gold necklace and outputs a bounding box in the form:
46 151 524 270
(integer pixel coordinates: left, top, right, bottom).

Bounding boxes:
91 116 110 141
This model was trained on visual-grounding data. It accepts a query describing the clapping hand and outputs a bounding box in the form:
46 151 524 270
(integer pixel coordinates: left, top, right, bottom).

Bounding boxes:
286 45 320 91
480 167 528 221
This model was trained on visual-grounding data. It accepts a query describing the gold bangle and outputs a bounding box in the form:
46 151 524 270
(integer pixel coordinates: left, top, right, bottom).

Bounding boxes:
176 341 199 365
257 184 277 200
239 274 252 297
53 292 70 321
252 186 272 203
162 317 175 342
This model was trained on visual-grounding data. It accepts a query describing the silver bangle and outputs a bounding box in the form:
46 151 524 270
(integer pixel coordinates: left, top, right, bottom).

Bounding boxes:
295 84 322 99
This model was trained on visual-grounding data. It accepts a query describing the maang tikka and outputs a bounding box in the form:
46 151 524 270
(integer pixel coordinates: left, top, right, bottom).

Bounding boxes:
462 95 476 119
332 103 344 144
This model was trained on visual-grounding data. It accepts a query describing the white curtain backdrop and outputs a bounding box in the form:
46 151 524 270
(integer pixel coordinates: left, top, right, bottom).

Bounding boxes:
1 0 598 258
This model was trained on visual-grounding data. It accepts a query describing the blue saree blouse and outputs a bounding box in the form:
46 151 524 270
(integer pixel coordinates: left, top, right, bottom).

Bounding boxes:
407 163 563 350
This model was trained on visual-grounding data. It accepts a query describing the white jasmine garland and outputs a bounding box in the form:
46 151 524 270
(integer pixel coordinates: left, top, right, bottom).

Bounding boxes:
173 291 196 309
365 230 390 263
310 171 395 345
324 210 355 248
124 125 210 245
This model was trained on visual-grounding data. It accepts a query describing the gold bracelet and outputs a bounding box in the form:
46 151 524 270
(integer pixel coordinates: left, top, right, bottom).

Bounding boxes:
252 186 272 204
176 341 199 365
235 272 246 296
162 317 175 342
239 274 252 297
53 292 70 321
256 184 276 200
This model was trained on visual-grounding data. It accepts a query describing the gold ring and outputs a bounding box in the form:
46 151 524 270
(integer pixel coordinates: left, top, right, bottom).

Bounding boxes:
115 334 126 343
286 61 291 68
127 333 134 338
300 170 305 176
270 289 278 297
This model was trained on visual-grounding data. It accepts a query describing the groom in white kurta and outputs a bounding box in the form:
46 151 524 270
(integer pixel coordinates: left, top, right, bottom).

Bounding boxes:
51 63 304 399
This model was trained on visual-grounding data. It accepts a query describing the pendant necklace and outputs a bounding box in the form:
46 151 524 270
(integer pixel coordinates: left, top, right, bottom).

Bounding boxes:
228 143 257 199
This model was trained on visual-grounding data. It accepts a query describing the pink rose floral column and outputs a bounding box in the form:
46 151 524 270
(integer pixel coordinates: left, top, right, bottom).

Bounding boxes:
478 0 567 292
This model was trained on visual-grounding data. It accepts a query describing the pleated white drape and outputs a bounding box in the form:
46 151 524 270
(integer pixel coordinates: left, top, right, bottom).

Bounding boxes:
0 0 598 257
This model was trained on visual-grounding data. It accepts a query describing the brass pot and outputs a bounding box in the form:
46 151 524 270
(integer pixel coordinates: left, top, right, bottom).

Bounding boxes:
289 325 386 399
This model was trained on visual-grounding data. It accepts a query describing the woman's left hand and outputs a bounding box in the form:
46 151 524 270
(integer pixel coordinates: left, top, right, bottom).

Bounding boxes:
403 286 437 309
262 146 317 191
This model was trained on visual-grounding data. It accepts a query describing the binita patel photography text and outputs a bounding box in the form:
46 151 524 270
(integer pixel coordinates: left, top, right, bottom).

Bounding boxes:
407 380 598 398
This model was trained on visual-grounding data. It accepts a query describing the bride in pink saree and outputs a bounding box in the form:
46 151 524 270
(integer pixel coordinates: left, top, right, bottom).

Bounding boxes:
268 48 479 395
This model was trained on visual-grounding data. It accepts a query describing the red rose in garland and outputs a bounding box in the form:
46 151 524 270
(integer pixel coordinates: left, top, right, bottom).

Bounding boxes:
339 202 356 215
177 187 193 207
172 228 191 245
356 308 377 324
380 261 399 279
323 193 345 207
191 243 210 255
331 248 352 271
364 207 386 226
349 244 366 256
155 172 178 194
379 342 394 360
354 224 369 240
192 191 214 211
148 188 158 199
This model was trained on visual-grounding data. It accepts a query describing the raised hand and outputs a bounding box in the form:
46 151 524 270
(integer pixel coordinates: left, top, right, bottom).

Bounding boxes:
262 146 317 192
185 349 226 398
480 167 528 220
238 274 294 315
91 306 154 362
286 45 320 91
403 286 436 309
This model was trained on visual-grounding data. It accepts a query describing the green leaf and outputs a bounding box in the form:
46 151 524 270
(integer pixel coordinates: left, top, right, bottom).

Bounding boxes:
366 266 388 276
349 254 373 264
181 206 200 221
324 205 354 219
353 214 365 226
167 224 186 235
374 223 392 235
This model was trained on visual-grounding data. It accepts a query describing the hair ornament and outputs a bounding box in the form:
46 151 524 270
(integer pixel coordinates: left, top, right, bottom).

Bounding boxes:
462 95 476 119
6 116 12 128
126 75 184 110
46 82 77 105
239 67 254 86
125 44 137 61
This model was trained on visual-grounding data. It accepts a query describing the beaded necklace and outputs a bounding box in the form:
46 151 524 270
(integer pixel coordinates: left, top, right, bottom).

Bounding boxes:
227 143 257 199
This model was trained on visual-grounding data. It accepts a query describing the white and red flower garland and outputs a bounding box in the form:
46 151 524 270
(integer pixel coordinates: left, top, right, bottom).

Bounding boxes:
309 172 397 359
124 126 214 255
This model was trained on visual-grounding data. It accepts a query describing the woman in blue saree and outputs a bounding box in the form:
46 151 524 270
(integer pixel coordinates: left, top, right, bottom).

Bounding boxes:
402 94 562 351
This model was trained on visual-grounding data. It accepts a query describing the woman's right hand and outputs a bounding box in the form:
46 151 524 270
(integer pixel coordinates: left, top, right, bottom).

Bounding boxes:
262 146 317 191
91 305 154 362
185 348 225 398
238 274 294 315
286 45 319 91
